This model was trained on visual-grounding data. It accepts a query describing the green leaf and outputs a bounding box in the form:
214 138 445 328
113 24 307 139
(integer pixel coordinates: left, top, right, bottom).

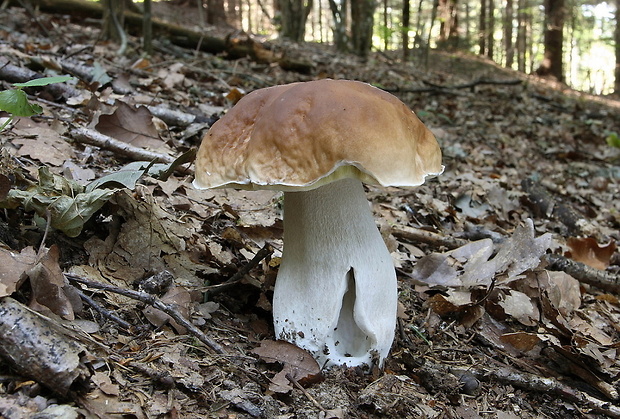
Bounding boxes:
12 75 74 88
47 189 117 237
0 89 43 116
0 168 117 237
606 132 620 148
86 161 157 192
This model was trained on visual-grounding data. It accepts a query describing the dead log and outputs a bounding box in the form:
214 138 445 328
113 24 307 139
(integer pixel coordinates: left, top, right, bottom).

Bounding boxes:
0 297 91 396
16 0 228 54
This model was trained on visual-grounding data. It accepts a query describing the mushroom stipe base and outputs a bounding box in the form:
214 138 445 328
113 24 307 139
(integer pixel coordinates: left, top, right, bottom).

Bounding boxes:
272 177 397 368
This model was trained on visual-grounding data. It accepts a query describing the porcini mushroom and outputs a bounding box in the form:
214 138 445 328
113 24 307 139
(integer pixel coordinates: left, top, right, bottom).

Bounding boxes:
193 79 442 368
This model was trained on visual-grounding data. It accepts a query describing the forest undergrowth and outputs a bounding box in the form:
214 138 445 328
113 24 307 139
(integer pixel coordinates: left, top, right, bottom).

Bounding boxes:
1 3 620 418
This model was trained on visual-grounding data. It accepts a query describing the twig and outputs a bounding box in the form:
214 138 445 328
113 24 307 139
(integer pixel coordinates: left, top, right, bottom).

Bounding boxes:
470 366 620 418
69 126 176 164
205 243 273 295
286 373 325 412
391 225 467 250
544 254 620 293
65 273 226 354
75 288 134 332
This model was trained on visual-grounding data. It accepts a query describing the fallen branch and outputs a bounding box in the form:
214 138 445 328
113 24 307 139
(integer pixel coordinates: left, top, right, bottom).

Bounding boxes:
0 297 91 396
391 225 468 250
65 273 226 355
471 366 620 418
521 178 589 235
544 254 620 293
69 126 176 164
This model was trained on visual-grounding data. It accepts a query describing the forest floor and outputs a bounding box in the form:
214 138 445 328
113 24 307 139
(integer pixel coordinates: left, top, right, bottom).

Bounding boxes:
1 2 620 418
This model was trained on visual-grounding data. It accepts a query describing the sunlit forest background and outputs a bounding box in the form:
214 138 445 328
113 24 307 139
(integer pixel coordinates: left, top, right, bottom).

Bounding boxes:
152 0 616 95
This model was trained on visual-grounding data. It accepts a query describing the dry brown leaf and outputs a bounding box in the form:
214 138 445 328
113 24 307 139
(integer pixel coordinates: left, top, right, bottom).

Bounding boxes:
500 332 542 352
143 286 191 334
26 245 79 320
566 237 617 270
96 101 169 151
12 122 75 166
0 246 37 297
497 290 539 327
252 340 322 393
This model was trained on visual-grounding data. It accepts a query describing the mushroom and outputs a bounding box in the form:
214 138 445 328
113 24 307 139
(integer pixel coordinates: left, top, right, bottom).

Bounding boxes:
193 79 443 368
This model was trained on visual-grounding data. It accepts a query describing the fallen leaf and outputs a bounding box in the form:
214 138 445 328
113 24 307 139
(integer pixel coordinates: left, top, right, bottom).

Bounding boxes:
96 101 168 151
252 340 322 393
0 246 37 297
143 286 191 334
26 245 79 320
566 237 616 270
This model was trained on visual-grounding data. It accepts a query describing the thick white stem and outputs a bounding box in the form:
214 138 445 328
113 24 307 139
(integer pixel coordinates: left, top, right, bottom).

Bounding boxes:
272 178 397 368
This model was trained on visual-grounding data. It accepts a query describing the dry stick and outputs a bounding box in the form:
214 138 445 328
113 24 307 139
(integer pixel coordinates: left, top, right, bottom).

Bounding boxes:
391 225 468 250
285 373 326 412
65 273 226 354
544 254 620 293
69 126 176 164
205 243 273 295
75 288 134 331
470 366 620 419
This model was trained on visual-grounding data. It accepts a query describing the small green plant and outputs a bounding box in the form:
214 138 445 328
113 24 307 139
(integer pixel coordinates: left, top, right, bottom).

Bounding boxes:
0 75 73 131
606 131 620 148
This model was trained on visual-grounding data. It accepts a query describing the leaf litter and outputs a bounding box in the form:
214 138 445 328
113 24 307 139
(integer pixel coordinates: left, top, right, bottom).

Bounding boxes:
0 5 619 419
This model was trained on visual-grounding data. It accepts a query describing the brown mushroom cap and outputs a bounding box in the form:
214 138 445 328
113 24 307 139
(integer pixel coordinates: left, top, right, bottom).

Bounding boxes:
194 79 443 191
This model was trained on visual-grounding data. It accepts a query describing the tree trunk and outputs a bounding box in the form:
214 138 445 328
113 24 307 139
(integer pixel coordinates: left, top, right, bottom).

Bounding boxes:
479 0 487 55
402 0 410 59
516 0 527 72
206 0 228 26
351 0 376 57
328 0 348 52
536 0 565 81
438 0 458 49
277 0 313 42
504 0 514 68
615 0 620 93
487 0 494 59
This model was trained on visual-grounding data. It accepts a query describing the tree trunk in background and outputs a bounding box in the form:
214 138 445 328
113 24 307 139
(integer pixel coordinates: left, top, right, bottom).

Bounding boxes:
438 0 458 49
504 0 514 68
351 0 376 57
516 0 527 72
277 0 313 42
328 0 348 52
536 0 565 81
615 0 620 93
383 0 389 50
414 0 424 48
206 0 228 26
487 0 494 59
402 0 410 59
479 0 487 55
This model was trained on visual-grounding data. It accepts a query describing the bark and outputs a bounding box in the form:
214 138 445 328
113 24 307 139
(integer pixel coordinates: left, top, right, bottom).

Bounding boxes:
615 0 620 93
277 0 313 42
487 0 494 59
328 0 348 52
536 0 565 81
351 0 377 57
504 0 514 68
206 0 228 26
479 0 487 55
516 0 528 72
402 0 410 59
